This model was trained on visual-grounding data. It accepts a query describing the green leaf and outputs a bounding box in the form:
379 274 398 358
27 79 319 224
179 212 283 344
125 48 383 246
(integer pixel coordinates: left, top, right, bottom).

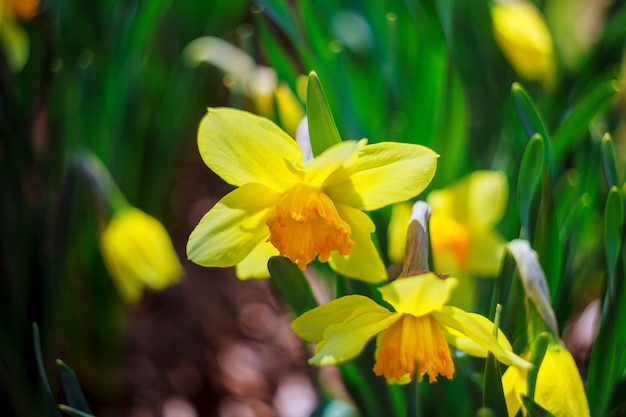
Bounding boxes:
526 333 550 401
511 83 551 168
253 0 299 41
33 323 62 417
58 405 96 417
518 134 544 238
268 256 317 316
605 186 624 278
601 133 620 189
552 80 620 160
520 395 555 417
482 306 507 417
306 71 343 156
57 360 93 414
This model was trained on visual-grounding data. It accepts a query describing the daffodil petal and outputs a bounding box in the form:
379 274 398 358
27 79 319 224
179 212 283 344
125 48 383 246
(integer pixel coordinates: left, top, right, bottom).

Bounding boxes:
501 363 526 417
291 294 385 343
378 273 458 316
466 229 506 276
198 108 303 189
235 240 279 279
387 202 413 265
304 139 365 187
187 183 280 267
433 306 532 369
310 309 402 366
326 142 438 211
328 205 386 283
466 171 508 228
441 311 514 357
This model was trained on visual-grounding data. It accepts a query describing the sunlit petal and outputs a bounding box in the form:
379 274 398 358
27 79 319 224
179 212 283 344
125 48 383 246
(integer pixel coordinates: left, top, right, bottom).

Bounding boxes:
235 240 279 279
310 310 402 365
328 205 386 282
441 311 513 357
326 142 438 211
303 139 365 187
198 108 302 190
292 294 386 343
379 274 458 316
187 183 280 267
466 229 506 276
433 306 532 369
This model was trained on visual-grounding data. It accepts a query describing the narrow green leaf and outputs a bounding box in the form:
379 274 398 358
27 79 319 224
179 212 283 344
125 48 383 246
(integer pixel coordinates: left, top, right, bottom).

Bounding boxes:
520 395 555 417
254 0 299 41
306 71 342 156
57 360 93 414
526 333 550 401
552 80 620 160
268 256 317 316
601 133 620 189
33 323 63 417
482 306 507 417
518 134 544 238
58 405 96 417
605 186 624 279
511 83 551 167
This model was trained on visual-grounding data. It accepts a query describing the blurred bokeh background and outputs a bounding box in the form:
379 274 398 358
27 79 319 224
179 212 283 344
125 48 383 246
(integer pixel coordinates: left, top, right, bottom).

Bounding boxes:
1 0 625 416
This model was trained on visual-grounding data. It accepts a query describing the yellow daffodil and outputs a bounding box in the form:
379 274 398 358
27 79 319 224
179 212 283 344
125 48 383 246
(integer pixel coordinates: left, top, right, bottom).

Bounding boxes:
491 0 556 89
502 338 590 417
1 0 39 72
101 207 184 303
187 108 438 282
292 273 531 383
388 171 508 307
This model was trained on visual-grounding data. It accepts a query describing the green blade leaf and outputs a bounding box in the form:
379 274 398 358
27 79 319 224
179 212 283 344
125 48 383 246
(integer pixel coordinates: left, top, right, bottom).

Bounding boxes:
511 83 551 169
33 323 62 417
526 333 550 401
605 186 624 278
552 80 620 160
268 256 317 316
601 133 620 189
57 360 93 414
482 305 507 417
58 405 96 417
306 71 342 156
253 0 299 41
518 134 544 238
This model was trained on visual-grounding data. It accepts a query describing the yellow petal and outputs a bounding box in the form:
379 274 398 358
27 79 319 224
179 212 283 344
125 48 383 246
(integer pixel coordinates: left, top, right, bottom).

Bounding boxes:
378 273 458 316
291 294 385 343
433 306 532 369
326 142 438 211
187 183 280 267
441 311 514 357
310 309 402 365
304 139 365 188
275 81 305 137
235 240 279 279
534 343 590 417
328 205 386 283
501 363 526 417
198 108 302 190
101 208 183 303
466 229 506 276
387 202 413 265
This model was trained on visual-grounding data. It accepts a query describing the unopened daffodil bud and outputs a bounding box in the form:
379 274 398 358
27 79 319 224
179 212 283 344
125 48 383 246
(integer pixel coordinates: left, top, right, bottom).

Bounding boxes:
100 207 184 303
502 336 590 417
491 0 556 89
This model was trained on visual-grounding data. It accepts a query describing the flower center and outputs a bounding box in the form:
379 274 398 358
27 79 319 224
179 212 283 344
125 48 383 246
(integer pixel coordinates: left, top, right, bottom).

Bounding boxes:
373 314 454 383
266 184 354 270
429 215 470 267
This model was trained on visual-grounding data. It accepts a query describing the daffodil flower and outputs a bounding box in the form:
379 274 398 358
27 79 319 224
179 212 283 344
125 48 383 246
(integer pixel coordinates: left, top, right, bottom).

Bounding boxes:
388 171 508 307
292 272 531 383
502 338 590 417
187 108 438 282
491 0 556 88
101 207 184 303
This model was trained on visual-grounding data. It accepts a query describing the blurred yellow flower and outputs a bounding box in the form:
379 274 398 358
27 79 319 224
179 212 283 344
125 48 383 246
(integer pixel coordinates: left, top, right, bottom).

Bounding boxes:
491 0 556 88
502 339 590 417
187 108 438 282
292 273 531 382
101 208 184 303
388 171 508 307
0 0 39 72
